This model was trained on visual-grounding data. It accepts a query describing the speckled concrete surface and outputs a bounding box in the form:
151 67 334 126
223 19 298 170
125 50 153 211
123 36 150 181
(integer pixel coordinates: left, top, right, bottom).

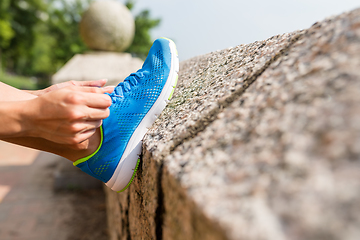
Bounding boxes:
165 8 360 240
106 8 360 240
143 31 304 160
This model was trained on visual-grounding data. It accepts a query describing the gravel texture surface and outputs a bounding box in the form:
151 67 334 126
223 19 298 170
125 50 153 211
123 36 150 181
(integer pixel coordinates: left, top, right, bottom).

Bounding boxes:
165 8 360 240
106 8 360 240
143 31 303 160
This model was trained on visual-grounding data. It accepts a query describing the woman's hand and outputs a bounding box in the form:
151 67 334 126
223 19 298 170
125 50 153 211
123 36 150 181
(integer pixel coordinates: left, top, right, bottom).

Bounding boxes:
22 85 113 145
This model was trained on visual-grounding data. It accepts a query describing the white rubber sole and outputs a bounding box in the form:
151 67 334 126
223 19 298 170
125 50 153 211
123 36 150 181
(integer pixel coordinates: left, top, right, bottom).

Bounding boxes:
106 39 179 192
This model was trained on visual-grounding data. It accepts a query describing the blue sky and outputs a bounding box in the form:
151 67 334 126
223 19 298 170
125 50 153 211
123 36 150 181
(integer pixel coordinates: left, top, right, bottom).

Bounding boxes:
122 0 359 61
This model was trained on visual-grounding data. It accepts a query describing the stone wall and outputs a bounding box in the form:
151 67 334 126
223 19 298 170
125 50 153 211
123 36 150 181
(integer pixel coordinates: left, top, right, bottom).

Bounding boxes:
105 8 360 240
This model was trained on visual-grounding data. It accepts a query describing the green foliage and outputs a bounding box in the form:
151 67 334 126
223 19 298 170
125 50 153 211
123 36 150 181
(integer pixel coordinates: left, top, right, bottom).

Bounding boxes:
0 0 160 88
0 20 15 49
125 0 161 59
0 72 36 90
0 0 48 78
46 0 90 71
8 0 46 72
0 0 15 49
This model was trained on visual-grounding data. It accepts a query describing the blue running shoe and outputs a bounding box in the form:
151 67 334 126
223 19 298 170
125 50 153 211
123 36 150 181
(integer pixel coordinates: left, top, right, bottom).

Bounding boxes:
73 38 179 192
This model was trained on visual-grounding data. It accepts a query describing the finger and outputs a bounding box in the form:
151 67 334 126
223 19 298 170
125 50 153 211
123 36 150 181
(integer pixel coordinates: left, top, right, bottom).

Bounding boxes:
82 107 110 120
80 92 112 108
72 79 108 88
103 85 115 94
73 86 111 94
75 129 97 144
60 129 97 145
68 141 89 150
83 119 103 130
71 120 103 134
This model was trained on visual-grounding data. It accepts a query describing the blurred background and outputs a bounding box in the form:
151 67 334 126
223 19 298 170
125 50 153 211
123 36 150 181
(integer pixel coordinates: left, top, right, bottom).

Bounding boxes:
0 0 359 89
131 0 360 61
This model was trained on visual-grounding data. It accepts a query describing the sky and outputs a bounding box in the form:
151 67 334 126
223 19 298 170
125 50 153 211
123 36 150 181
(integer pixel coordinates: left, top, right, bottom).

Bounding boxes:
118 0 360 61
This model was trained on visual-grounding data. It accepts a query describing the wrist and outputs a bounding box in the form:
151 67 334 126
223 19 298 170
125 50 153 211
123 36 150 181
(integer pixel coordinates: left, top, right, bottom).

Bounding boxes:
23 89 46 97
14 100 33 137
17 99 38 137
0 101 29 138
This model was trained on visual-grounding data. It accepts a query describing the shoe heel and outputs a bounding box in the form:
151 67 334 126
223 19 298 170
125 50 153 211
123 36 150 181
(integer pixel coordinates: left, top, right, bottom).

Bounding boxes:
106 141 142 191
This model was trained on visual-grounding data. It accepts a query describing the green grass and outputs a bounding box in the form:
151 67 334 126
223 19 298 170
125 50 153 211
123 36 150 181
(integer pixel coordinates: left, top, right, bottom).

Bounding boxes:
0 72 38 90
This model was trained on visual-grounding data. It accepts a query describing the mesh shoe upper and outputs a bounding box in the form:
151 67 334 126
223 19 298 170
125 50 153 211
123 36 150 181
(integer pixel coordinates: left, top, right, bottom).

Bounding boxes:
74 38 172 182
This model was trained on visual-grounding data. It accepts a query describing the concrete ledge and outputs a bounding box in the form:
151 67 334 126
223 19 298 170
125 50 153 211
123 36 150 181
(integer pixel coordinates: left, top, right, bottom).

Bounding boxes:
106 8 360 240
52 52 143 86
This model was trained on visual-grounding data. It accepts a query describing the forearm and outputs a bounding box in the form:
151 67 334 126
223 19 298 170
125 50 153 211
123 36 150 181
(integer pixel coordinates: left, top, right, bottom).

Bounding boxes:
0 100 30 138
0 82 38 138
0 81 111 146
0 82 37 101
